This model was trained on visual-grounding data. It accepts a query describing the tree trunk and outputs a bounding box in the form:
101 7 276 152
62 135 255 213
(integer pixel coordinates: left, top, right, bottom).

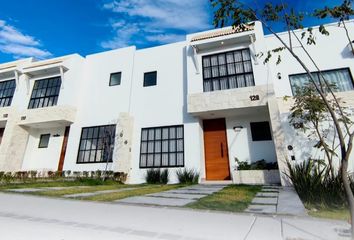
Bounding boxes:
341 156 354 239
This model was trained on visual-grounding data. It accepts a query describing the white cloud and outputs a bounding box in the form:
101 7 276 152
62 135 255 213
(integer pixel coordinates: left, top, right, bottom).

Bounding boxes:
101 0 212 49
0 20 52 59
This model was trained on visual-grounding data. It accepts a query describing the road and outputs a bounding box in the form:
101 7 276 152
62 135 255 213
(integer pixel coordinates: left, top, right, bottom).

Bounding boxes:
0 193 350 240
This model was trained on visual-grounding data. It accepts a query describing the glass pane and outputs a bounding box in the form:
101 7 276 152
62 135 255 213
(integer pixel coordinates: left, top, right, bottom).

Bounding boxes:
203 67 211 79
162 154 168 166
155 128 161 140
177 153 184 165
226 53 234 63
211 66 219 77
203 57 211 67
229 76 237 89
154 141 161 152
147 142 154 153
219 65 227 76
147 154 154 167
176 127 183 138
177 139 184 151
162 140 168 152
245 74 254 86
169 140 176 152
169 127 176 139
204 80 212 92
234 51 242 62
154 154 161 167
169 153 176 166
141 129 148 141
212 79 220 90
110 72 121 86
237 75 245 88
140 154 147 167
235 62 244 74
242 49 251 61
148 129 155 140
220 77 228 90
218 54 226 65
144 72 157 87
210 56 218 66
162 128 169 139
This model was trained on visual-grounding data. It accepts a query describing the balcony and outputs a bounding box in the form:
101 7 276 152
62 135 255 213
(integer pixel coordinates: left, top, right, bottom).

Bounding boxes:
187 84 274 116
18 105 76 129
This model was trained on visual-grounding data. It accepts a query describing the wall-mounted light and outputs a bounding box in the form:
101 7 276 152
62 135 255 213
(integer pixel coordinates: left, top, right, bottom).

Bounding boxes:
277 72 282 80
233 126 243 131
221 41 224 45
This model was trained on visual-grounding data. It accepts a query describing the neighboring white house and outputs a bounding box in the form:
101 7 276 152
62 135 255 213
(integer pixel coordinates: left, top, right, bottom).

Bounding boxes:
0 20 352 185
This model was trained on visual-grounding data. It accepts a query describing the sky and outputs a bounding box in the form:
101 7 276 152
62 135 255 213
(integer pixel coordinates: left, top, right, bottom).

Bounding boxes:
0 0 349 63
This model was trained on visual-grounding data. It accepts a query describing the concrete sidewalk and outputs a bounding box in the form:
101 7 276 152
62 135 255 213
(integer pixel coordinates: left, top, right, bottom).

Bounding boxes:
0 192 350 240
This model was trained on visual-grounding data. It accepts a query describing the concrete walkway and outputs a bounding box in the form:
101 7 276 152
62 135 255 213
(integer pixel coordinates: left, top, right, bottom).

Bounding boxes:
246 186 307 216
116 184 225 207
0 192 350 240
6 186 90 193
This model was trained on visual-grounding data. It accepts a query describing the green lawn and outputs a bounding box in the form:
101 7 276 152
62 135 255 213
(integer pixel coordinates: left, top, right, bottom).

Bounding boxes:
306 204 350 221
187 185 261 212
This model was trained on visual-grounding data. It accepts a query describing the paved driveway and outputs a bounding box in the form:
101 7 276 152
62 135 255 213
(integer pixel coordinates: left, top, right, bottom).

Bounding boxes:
0 192 350 240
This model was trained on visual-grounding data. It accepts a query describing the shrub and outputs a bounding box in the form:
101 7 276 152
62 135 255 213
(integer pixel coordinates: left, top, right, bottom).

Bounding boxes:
145 169 169 184
286 159 353 207
176 168 199 184
29 171 37 179
160 169 169 184
237 159 278 170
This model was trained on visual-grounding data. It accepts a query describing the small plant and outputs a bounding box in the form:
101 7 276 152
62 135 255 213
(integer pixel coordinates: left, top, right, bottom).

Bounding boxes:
29 171 37 179
113 172 128 183
95 170 102 179
145 169 169 184
176 168 199 184
82 171 89 178
65 170 71 177
3 172 13 183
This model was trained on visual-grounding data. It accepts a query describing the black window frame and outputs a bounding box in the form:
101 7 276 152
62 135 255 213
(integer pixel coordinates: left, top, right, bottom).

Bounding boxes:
289 67 354 95
28 76 62 109
143 71 157 87
250 122 272 141
202 48 255 92
38 134 50 148
76 124 116 164
0 79 16 107
139 125 184 168
109 72 122 86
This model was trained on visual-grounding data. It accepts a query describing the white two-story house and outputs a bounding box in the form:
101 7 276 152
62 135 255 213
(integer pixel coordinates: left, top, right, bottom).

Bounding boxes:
0 20 352 185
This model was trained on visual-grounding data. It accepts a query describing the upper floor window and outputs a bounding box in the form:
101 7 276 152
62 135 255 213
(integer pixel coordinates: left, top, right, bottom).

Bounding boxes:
77 125 116 164
0 79 16 107
28 76 61 109
202 48 254 92
109 72 121 86
289 68 354 95
140 125 184 168
143 71 157 87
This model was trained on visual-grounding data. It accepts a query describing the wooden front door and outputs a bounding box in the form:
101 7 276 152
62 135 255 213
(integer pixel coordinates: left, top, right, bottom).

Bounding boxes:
203 118 231 180
58 126 70 172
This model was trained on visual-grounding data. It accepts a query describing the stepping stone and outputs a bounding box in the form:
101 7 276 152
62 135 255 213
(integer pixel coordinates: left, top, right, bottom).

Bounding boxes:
252 197 278 205
7 188 43 193
261 188 279 192
116 196 195 206
256 192 279 198
246 204 276 214
64 187 137 198
147 192 207 200
165 190 216 195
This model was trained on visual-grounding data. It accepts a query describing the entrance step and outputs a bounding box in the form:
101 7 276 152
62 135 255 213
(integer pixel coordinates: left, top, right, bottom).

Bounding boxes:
200 180 233 185
256 192 279 198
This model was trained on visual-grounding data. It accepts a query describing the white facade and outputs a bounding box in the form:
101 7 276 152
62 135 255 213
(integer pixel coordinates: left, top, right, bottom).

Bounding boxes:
0 20 353 185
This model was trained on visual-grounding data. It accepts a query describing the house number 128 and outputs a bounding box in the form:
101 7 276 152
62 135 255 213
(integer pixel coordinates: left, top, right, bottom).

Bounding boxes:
249 95 260 101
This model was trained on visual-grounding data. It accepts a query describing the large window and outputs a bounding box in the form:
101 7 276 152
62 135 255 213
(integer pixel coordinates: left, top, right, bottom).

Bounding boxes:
289 68 354 95
28 76 61 109
0 79 16 107
202 48 254 92
140 125 184 168
77 125 116 164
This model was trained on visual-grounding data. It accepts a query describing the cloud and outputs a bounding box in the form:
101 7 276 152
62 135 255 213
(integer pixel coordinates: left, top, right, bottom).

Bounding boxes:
101 0 212 49
0 20 52 59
